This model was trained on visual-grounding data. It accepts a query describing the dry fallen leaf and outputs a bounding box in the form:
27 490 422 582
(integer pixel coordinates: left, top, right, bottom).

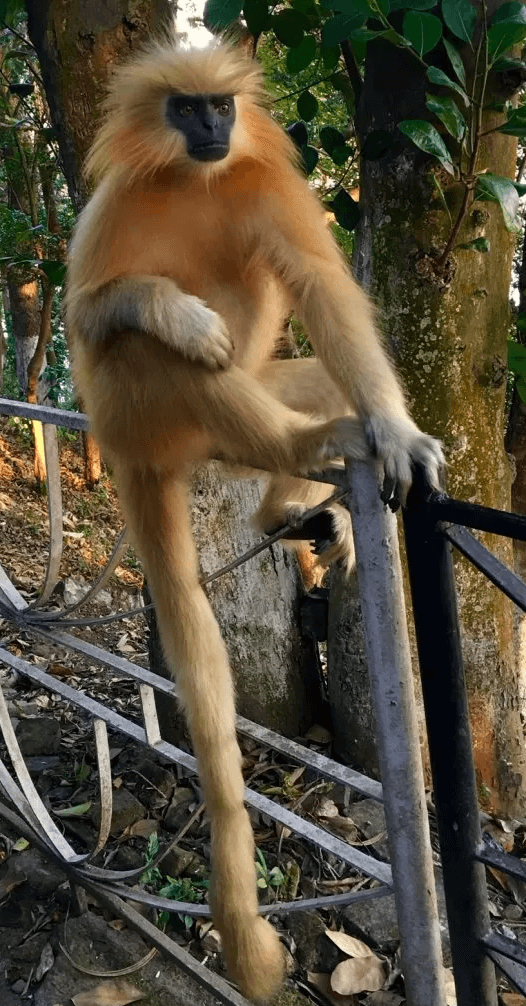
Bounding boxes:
331 956 387 995
307 972 355 1006
35 942 54 982
325 930 376 958
500 994 526 1005
72 979 144 1005
201 928 222 954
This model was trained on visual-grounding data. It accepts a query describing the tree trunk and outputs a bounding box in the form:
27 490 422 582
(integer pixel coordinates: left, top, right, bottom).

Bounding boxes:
329 26 526 814
191 464 321 735
26 0 173 213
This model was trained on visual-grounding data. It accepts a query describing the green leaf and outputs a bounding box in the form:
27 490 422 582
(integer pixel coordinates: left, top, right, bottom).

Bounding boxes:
444 38 467 88
425 93 466 141
398 118 455 173
516 375 526 402
302 144 319 172
286 34 317 70
54 801 92 818
371 0 390 13
403 10 442 55
321 45 341 68
442 0 477 42
491 2 526 26
496 112 526 136
319 0 370 11
322 12 366 45
12 837 29 852
287 121 309 147
488 22 526 60
0 0 23 26
361 128 393 159
330 188 361 231
514 182 526 197
273 8 307 45
508 337 526 369
515 316 526 333
456 237 490 252
426 65 469 106
475 174 521 233
390 0 438 8
320 125 346 154
203 0 243 29
297 90 318 120
331 143 353 163
243 0 270 34
257 876 268 887
40 260 66 285
493 56 526 72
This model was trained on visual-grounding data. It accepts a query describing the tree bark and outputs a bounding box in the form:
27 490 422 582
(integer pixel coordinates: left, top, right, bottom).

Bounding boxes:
329 24 526 813
26 0 173 213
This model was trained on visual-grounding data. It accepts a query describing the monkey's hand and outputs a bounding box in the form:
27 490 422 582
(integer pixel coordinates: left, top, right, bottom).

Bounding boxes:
364 415 445 510
170 296 234 370
70 277 235 371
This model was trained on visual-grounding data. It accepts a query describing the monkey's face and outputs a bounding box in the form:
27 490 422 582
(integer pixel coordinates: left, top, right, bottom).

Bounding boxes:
165 93 236 162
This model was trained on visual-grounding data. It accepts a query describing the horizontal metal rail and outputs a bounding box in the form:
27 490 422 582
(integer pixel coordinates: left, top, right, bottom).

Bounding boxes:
0 644 392 887
443 524 526 611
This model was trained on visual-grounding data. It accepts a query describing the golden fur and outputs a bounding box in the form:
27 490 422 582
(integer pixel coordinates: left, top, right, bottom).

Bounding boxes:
66 35 443 1003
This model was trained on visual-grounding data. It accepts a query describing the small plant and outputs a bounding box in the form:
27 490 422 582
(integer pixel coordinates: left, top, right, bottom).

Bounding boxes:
140 832 209 929
255 847 285 891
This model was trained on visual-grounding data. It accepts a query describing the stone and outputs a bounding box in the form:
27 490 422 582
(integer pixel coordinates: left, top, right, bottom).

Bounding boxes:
285 911 342 973
160 846 203 877
348 798 390 861
1 848 65 901
135 756 175 803
90 788 145 835
343 867 450 960
15 717 60 756
164 787 194 832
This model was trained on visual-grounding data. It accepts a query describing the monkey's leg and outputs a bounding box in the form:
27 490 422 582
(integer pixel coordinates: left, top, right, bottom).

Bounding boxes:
113 463 283 1003
254 358 355 575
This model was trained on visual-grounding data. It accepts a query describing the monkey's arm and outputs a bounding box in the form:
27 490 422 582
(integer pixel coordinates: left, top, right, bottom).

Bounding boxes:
66 275 234 371
258 179 444 502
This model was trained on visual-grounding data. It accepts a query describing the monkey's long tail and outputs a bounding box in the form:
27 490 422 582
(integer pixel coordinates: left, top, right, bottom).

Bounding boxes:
114 464 284 1004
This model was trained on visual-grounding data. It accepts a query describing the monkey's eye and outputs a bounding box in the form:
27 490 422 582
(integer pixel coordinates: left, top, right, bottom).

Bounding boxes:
179 104 195 117
215 100 232 116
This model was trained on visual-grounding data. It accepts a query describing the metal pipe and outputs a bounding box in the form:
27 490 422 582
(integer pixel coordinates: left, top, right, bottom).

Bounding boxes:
347 460 446 1006
403 498 497 1006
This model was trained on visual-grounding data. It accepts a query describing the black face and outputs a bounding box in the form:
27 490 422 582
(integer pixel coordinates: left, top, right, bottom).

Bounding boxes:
165 93 236 162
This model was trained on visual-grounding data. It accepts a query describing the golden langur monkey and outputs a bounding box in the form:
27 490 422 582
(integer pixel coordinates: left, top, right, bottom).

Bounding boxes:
66 34 443 1003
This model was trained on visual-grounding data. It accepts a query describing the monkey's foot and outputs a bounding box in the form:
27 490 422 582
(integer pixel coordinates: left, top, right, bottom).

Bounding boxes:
271 501 355 575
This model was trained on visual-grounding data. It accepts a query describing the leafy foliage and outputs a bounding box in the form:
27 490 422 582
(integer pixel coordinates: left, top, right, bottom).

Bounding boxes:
203 0 526 240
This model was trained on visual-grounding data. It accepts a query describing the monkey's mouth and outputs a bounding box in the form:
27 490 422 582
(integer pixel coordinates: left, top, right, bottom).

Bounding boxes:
191 143 229 162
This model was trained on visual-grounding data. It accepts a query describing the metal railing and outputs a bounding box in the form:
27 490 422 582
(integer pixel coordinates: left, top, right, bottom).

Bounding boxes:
0 396 481 1006
404 475 526 1005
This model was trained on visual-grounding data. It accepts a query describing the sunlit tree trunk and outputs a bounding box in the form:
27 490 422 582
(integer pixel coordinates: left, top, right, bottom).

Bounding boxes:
329 11 526 814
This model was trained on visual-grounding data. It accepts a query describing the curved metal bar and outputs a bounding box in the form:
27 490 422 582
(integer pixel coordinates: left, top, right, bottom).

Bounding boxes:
29 527 129 620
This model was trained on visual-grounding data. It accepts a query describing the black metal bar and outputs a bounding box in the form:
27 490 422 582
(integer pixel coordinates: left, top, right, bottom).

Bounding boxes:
423 492 526 542
443 525 526 611
485 948 526 995
476 841 526 883
403 497 497 1006
482 931 526 970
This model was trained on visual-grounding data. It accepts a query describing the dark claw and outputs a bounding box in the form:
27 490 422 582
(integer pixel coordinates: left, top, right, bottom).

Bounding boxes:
313 538 331 556
380 473 397 505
